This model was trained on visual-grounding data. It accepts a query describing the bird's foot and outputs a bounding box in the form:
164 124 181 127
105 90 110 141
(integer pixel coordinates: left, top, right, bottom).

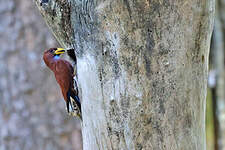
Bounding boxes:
68 110 82 120
68 112 73 116
70 98 80 112
67 100 82 120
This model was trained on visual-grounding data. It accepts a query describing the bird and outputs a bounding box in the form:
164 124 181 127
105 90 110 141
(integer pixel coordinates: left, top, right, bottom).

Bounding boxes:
43 48 82 120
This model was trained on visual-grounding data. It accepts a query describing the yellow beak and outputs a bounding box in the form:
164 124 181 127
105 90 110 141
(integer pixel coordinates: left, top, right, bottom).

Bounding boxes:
54 48 65 55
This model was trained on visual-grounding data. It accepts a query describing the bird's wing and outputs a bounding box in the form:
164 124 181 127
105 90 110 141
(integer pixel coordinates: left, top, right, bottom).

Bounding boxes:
67 49 77 64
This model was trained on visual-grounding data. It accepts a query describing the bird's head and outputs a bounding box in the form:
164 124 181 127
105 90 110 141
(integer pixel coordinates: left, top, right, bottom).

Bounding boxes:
43 48 66 68
44 48 66 57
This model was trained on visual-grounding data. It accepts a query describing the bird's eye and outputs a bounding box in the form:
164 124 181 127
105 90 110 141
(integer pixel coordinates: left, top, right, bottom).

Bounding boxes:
50 49 54 53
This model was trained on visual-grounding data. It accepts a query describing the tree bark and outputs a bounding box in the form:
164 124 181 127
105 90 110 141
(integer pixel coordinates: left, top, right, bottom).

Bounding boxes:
35 0 215 149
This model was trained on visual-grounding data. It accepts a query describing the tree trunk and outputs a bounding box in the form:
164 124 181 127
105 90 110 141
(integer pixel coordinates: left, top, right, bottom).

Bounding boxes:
35 0 215 149
211 0 225 149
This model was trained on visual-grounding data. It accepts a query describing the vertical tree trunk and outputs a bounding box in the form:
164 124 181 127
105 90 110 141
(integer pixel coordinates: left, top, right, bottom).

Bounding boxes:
35 0 215 149
211 0 225 149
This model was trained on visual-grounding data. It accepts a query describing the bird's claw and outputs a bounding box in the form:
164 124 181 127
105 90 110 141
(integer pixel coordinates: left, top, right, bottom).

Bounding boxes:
68 111 77 116
68 110 82 120
67 99 82 120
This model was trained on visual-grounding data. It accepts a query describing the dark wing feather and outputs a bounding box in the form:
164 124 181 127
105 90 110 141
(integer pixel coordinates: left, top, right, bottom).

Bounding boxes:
67 49 77 64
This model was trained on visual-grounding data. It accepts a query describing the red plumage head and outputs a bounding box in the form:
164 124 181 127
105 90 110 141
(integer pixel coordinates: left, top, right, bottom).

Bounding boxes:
43 48 65 70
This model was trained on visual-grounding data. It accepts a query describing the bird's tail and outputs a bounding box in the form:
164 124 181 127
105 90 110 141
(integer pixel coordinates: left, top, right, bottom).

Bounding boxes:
69 90 82 120
73 95 81 113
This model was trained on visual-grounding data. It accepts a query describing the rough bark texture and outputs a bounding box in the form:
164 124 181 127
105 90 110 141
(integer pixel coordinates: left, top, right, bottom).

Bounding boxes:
35 0 215 149
0 0 82 150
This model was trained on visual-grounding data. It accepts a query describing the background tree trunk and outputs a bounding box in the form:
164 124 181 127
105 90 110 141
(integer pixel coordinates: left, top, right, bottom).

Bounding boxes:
210 0 225 149
35 0 215 149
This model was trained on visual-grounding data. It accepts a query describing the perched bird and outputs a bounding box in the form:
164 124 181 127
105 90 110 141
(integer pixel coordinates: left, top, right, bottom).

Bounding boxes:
43 48 81 120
